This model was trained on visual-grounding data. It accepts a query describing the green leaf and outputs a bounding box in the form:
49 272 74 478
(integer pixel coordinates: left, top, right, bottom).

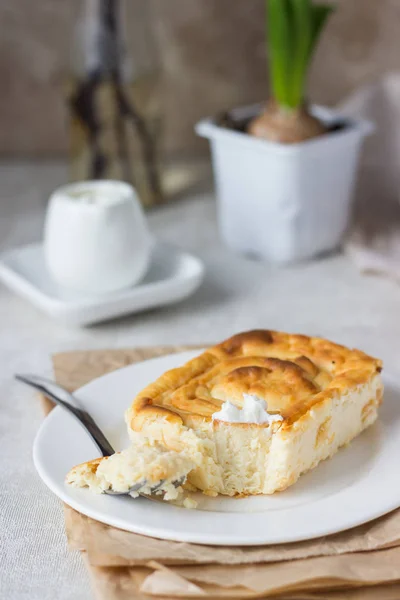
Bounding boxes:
290 0 312 108
266 0 334 110
267 0 294 108
308 4 335 63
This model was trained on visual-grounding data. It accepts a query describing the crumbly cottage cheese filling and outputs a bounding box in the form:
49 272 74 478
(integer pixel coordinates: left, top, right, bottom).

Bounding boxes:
67 432 196 503
212 394 284 425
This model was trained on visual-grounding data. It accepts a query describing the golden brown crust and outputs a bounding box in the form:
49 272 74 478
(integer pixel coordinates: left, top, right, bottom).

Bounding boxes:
128 330 382 432
73 457 104 472
66 456 106 483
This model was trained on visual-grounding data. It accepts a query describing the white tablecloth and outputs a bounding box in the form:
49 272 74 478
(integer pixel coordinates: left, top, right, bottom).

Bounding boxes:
2 162 400 599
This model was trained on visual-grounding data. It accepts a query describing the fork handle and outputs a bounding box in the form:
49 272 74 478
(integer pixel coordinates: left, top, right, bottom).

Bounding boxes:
15 374 115 457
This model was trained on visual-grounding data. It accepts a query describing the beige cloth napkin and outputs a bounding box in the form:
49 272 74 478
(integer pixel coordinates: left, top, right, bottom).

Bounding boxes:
42 346 400 599
340 73 400 281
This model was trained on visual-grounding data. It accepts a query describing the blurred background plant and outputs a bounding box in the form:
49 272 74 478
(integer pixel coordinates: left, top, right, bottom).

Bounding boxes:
249 0 335 142
1 0 399 204
68 0 164 206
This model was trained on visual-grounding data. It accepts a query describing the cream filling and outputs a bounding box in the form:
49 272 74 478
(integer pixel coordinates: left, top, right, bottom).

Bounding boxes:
212 394 283 425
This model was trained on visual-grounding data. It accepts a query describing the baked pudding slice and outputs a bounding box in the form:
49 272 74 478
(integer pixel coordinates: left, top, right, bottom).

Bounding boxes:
125 330 383 496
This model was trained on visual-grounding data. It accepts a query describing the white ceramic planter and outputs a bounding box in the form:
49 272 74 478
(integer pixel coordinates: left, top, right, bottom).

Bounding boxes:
196 104 374 263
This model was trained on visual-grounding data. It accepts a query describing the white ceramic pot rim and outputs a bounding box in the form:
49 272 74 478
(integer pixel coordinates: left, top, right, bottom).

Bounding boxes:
196 103 374 156
53 180 137 206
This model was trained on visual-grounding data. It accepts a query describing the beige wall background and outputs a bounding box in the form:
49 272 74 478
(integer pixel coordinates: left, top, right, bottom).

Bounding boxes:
1 0 400 158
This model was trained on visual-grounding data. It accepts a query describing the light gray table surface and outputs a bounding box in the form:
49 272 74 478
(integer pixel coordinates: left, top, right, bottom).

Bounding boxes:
1 161 400 600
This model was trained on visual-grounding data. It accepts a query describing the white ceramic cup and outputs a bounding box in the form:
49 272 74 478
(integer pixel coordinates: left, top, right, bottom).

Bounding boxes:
44 180 152 294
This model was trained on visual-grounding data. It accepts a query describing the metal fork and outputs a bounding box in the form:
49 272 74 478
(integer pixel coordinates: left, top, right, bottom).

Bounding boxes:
15 374 185 496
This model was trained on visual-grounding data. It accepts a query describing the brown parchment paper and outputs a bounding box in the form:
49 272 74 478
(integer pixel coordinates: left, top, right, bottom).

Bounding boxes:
40 346 400 600
64 505 400 567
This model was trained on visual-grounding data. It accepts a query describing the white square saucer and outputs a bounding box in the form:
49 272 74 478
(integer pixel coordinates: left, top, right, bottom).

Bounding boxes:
0 242 204 326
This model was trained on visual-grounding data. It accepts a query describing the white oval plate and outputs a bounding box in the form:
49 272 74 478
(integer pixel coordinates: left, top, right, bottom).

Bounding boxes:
34 351 400 546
